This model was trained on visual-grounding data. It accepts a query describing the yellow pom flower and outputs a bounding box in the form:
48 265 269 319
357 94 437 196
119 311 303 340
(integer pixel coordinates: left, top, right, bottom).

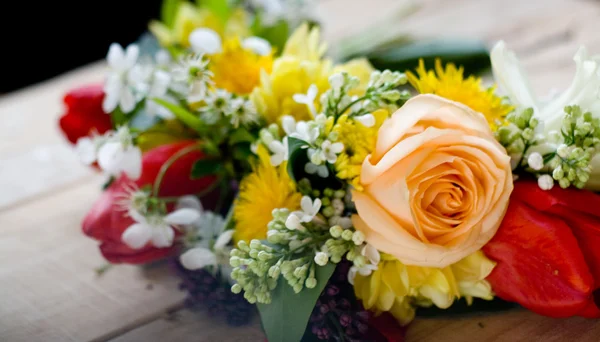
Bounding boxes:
353 251 496 325
251 23 375 125
233 145 302 243
406 59 512 128
334 110 389 190
149 4 249 49
210 37 274 95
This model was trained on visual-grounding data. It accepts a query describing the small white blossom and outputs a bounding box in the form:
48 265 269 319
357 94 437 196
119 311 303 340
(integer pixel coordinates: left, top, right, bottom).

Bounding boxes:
188 28 222 55
281 115 297 135
293 196 322 222
291 121 320 144
538 174 555 190
97 127 142 180
328 73 344 90
225 97 258 127
268 137 288 166
314 252 329 266
305 162 329 178
354 113 375 127
75 137 99 165
122 207 201 249
180 229 234 270
145 69 176 119
321 140 344 164
172 54 213 103
308 147 325 165
527 152 544 170
285 214 303 230
293 84 318 117
348 244 380 285
103 43 148 113
242 36 272 56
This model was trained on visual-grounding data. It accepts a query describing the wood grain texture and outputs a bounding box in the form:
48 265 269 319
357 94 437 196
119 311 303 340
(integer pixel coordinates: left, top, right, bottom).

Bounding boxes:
1 0 599 341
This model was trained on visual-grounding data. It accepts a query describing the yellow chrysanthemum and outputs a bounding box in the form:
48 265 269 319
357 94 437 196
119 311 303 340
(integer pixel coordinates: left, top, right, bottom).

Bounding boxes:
406 59 512 127
210 37 274 95
354 251 496 325
149 4 249 48
233 145 302 243
334 109 389 190
251 24 375 125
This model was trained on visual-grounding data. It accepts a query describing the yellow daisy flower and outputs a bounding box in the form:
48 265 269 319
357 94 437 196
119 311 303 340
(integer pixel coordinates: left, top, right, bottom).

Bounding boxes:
233 145 302 243
406 59 512 127
210 37 274 95
334 109 389 190
354 251 496 325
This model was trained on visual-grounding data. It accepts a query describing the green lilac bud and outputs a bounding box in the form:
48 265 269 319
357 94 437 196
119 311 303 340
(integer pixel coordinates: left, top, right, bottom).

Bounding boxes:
346 248 357 261
329 225 343 238
293 283 303 294
321 197 331 207
312 190 321 198
574 180 586 189
314 252 329 266
567 169 577 182
330 255 342 263
230 256 241 267
250 239 262 250
577 170 590 183
258 251 272 261
249 249 259 258
341 230 354 241
322 206 335 217
354 255 366 269
352 231 365 245
334 190 345 199
305 277 317 289
324 188 334 197
559 178 570 189
570 147 583 159
522 128 534 141
552 166 564 180
557 145 570 158
231 284 242 294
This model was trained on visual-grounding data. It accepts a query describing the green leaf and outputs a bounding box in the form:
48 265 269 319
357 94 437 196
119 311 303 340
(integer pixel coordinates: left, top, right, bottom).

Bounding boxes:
286 137 309 183
364 39 491 76
161 0 182 28
153 98 205 133
257 20 289 55
191 159 222 179
228 128 256 145
257 263 336 342
201 0 231 24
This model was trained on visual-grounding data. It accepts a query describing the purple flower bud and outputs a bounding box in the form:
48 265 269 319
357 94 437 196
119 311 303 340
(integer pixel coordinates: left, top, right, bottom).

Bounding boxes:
319 304 330 314
328 299 337 309
339 298 351 310
317 327 330 340
345 327 356 336
326 285 340 296
340 313 352 327
311 325 320 334
357 322 369 334
356 311 370 321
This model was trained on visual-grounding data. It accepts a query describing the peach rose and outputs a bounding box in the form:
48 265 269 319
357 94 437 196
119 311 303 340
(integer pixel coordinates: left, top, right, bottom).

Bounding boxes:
352 94 513 268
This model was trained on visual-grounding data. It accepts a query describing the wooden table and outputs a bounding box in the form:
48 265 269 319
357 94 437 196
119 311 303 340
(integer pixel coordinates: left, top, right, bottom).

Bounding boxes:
2 0 600 341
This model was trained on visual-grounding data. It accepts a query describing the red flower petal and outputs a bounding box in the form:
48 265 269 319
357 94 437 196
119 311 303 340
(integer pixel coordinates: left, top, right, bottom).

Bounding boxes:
483 198 594 317
59 84 112 144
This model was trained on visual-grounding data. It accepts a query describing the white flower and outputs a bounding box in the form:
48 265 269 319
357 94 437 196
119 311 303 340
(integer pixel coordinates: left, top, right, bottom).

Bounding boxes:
354 113 375 127
281 115 297 135
75 137 98 165
293 196 322 222
268 137 288 166
348 244 380 285
188 28 222 55
242 36 272 56
328 73 344 90
103 43 146 113
320 140 344 164
172 54 213 103
122 207 201 249
293 84 318 117
180 230 234 270
305 162 329 177
285 214 304 230
97 127 142 180
290 121 320 143
314 252 329 266
538 174 554 191
526 152 544 170
145 70 176 119
225 98 258 127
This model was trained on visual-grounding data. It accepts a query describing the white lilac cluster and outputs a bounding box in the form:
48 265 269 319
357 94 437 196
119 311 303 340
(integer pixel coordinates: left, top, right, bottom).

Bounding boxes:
256 70 409 178
76 126 142 180
200 88 259 129
229 188 378 303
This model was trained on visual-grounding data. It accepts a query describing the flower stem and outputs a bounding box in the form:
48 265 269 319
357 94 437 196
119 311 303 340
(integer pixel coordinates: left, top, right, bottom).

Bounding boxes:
152 144 201 197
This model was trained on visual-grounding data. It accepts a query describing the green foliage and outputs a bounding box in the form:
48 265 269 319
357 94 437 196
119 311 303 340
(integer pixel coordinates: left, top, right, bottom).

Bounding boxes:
286 137 310 183
199 0 231 24
153 98 206 134
257 263 335 342
254 19 289 55
161 0 182 28
191 159 223 179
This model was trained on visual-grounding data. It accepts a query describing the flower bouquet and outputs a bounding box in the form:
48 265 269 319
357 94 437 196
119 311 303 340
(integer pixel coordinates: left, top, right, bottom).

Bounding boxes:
59 0 600 341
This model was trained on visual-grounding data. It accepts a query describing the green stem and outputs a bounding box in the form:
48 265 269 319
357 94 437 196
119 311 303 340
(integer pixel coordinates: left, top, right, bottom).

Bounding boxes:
152 144 201 197
338 95 368 118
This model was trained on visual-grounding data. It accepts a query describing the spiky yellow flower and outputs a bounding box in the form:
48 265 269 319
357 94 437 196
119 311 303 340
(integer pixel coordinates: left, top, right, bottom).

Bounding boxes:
407 59 512 127
233 145 302 243
251 24 375 125
334 110 389 190
354 251 495 325
210 37 273 95
149 4 249 49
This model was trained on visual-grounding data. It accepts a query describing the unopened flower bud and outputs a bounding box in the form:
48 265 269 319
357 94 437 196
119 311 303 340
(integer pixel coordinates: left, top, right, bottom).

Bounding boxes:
329 225 343 238
557 144 569 158
537 175 554 191
305 277 317 289
341 230 353 241
527 152 544 170
231 283 242 294
314 252 329 266
352 231 365 245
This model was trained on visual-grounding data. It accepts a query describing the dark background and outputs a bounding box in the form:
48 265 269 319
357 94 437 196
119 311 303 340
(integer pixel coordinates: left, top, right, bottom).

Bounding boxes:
1 1 163 93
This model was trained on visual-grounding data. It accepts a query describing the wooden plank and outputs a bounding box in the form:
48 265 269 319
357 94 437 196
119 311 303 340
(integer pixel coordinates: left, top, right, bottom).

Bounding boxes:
0 178 186 342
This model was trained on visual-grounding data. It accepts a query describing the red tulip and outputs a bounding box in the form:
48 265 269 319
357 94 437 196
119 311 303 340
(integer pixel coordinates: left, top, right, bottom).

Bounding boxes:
483 180 600 318
58 84 112 144
83 141 217 264
366 312 406 342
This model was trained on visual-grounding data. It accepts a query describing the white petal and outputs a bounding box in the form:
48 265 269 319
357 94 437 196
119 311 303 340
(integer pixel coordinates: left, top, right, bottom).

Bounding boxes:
165 208 201 225
119 89 137 113
304 162 317 174
122 223 152 249
189 28 222 55
300 196 313 214
176 195 204 213
285 214 302 230
150 70 171 97
293 93 307 105
331 142 344 154
268 140 286 154
97 141 123 176
121 147 142 180
180 248 217 270
124 44 140 69
151 225 175 248
155 49 171 66
107 43 125 69
214 229 234 249
242 36 272 56
307 84 318 100
355 114 375 127
312 198 322 215
75 137 96 165
270 153 284 166
490 41 538 111
317 165 329 178
347 267 357 285
362 244 380 265
281 116 297 135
